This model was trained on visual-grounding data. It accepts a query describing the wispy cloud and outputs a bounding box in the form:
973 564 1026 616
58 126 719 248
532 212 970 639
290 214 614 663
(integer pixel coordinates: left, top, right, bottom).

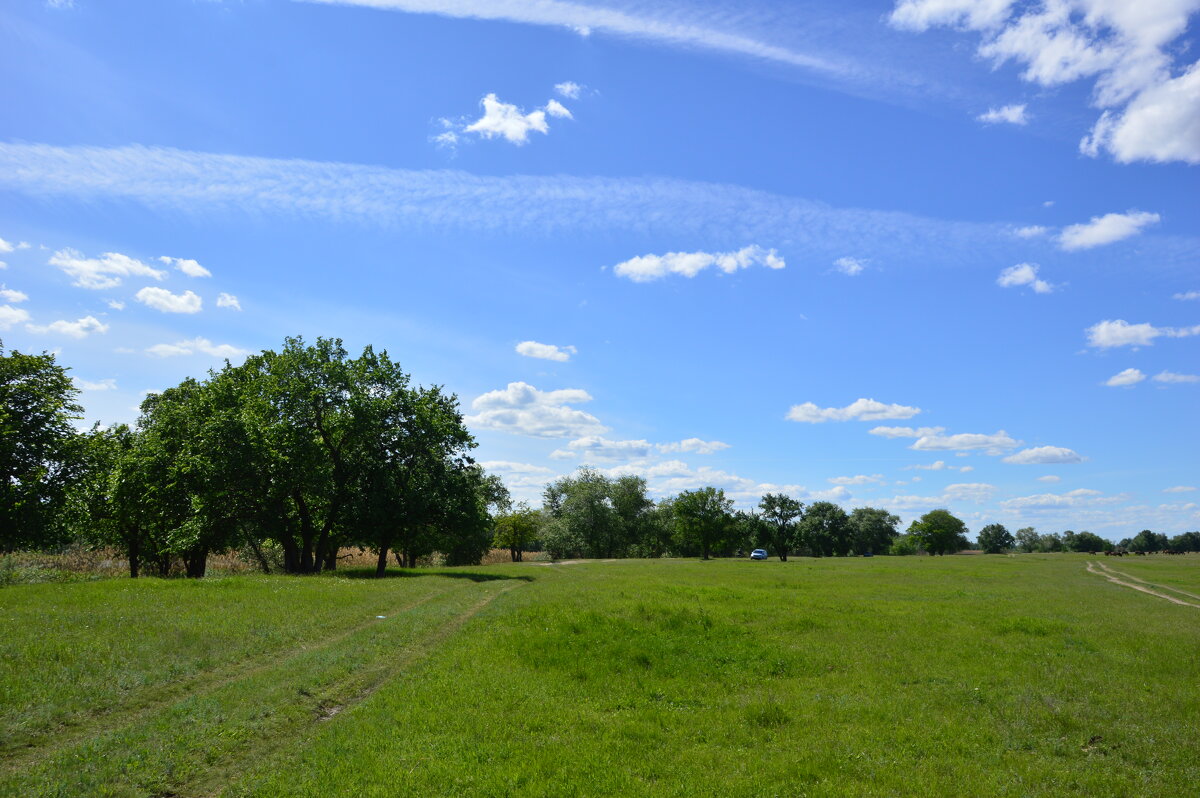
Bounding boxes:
613 245 784 282
515 340 576 362
1 143 1191 270
1086 319 1200 349
1058 210 1160 251
297 0 846 78
788 398 920 424
27 315 109 338
146 337 249 359
977 103 1027 125
997 262 1052 293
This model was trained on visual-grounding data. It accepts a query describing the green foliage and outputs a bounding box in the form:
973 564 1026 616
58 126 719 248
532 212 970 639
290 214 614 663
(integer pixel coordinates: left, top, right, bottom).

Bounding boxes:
542 468 661 558
0 343 85 551
977 523 1015 554
798 500 851 556
889 533 921 556
493 504 540 562
1129 529 1169 553
671 486 735 559
1064 530 1113 553
848 506 900 556
1169 531 1200 552
757 493 803 561
907 509 970 555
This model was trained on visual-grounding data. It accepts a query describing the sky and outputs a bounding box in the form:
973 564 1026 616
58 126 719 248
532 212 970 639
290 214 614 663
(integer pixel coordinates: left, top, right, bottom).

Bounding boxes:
1 0 1198 540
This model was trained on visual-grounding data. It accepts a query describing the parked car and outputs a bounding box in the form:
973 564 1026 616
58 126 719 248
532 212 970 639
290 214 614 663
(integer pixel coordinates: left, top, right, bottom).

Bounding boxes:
750 549 768 560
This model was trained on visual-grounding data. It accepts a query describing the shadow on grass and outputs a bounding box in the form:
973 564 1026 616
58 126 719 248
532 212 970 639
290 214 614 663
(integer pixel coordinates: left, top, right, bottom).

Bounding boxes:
332 568 535 583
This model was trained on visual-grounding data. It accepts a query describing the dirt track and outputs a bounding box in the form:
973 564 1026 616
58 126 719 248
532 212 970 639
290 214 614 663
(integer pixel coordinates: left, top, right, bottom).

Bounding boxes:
1086 560 1200 609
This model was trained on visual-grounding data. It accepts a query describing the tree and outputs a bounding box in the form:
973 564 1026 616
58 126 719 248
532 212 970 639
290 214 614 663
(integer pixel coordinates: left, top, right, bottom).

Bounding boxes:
671 487 734 560
494 503 540 562
977 523 1015 554
1168 531 1200 552
908 509 969 556
799 501 851 557
1065 530 1112 553
757 494 804 561
542 468 640 559
1 343 84 550
1128 529 1168 553
848 507 900 556
1014 526 1039 553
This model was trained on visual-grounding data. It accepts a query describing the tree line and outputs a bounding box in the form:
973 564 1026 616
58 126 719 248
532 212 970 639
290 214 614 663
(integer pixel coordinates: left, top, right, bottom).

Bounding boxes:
5 339 1197 576
3 337 506 577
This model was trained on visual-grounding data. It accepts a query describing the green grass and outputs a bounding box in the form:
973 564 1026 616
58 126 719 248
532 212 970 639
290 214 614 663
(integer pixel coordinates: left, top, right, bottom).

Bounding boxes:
2 555 1198 797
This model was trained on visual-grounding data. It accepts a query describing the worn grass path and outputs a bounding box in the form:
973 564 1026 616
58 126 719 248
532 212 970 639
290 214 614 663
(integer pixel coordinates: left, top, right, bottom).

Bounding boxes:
3 555 1199 797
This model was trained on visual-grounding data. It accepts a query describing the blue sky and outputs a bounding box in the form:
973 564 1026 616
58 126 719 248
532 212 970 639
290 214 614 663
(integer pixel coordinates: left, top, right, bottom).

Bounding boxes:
2 0 1198 539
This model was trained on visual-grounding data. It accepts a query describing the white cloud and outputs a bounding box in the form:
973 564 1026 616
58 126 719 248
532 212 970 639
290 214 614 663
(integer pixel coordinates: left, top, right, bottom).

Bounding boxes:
0 238 13 253
26 315 108 338
217 293 242 311
0 305 31 330
433 130 459 150
977 103 1028 125
1001 488 1118 511
911 430 1018 454
1174 291 1200 301
145 337 249 359
613 245 785 282
1002 446 1084 465
300 0 844 79
75 377 117 391
465 381 607 439
833 256 866 276
788 398 921 423
1086 319 1200 348
545 99 573 119
890 0 1200 165
106 299 125 311
554 435 731 462
159 255 211 278
464 94 551 145
1163 485 1196 493
1058 210 1160 250
135 286 203 314
1038 475 1061 483
905 460 972 472
1014 225 1048 238
49 248 166 289
943 482 996 502
657 438 731 455
1080 63 1200 164
1153 370 1199 383
0 287 28 303
1105 367 1146 387
869 425 945 439
515 340 576 362
996 262 1052 293
828 474 884 486
480 460 554 475
554 81 582 99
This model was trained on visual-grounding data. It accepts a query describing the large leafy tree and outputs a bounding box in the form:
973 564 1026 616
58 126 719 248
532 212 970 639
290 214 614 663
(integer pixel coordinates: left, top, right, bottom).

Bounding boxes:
494 503 540 562
1014 526 1040 553
672 486 734 560
543 468 621 559
908 509 970 556
757 493 804 561
977 523 1015 554
848 507 900 556
0 343 84 550
1128 529 1169 553
799 501 852 557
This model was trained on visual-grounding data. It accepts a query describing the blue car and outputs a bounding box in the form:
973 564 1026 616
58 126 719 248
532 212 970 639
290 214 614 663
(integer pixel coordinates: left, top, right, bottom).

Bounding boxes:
750 549 768 560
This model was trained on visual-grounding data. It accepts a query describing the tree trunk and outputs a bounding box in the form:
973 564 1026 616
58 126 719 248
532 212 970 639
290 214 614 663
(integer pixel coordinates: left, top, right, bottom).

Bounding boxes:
376 546 389 578
246 537 271 574
324 547 337 571
126 530 140 578
281 537 300 574
184 548 208 578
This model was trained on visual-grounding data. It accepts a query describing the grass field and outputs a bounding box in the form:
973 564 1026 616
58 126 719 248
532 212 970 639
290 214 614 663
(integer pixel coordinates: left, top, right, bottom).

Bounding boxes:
2 554 1198 797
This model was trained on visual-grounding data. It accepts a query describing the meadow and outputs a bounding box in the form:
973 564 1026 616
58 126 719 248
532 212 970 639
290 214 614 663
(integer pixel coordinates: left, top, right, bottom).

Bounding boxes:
1 554 1197 797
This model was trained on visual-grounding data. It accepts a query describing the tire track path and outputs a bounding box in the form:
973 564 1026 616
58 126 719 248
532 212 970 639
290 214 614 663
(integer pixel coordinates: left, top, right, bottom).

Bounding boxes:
1086 561 1200 609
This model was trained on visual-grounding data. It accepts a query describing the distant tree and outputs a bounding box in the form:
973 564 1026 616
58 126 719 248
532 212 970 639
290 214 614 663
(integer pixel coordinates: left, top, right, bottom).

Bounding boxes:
757 493 804 561
799 501 852 557
672 487 735 560
977 523 1015 554
494 503 540 562
1014 527 1039 553
1169 531 1200 552
610 475 654 556
848 507 900 556
543 468 620 559
1065 530 1112 553
1 343 85 551
890 534 921 556
1129 529 1169 553
908 509 969 556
